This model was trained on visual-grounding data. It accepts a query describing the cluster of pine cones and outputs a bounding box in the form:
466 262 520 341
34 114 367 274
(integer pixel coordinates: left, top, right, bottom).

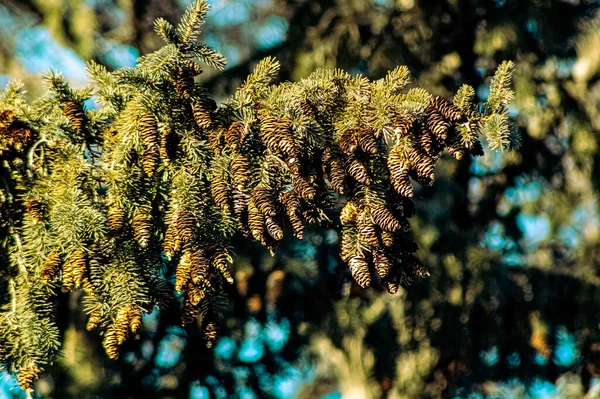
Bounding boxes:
193 92 482 293
101 304 143 359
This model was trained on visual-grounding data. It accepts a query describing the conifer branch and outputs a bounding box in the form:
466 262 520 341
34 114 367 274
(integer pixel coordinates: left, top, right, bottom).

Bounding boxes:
0 0 519 388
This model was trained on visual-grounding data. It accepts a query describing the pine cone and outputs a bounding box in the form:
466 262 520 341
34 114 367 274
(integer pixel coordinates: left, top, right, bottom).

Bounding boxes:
86 308 102 331
128 305 142 333
190 248 210 285
41 252 61 281
339 129 358 155
175 252 191 292
132 208 153 248
231 154 251 189
64 101 86 135
348 255 371 288
347 156 372 185
373 249 393 279
425 109 450 141
103 326 119 359
193 97 217 129
357 127 378 154
357 210 379 246
226 121 244 150
248 199 266 243
211 175 231 210
17 362 40 390
107 203 125 232
430 96 462 121
209 245 234 284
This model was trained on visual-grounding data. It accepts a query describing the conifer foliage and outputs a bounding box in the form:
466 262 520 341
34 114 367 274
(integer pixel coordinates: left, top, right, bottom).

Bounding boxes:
0 0 518 390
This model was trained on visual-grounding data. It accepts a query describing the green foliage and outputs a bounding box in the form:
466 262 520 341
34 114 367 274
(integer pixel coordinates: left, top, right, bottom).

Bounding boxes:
0 0 517 392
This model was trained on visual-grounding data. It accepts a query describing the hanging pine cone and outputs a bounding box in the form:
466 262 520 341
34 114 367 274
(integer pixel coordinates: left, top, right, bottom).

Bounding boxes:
276 118 296 156
281 190 301 213
175 252 191 293
373 249 393 279
370 203 402 232
163 220 180 259
408 147 435 182
61 260 75 293
138 113 160 176
393 114 414 137
248 199 266 243
17 362 40 390
292 175 317 200
299 100 315 119
383 273 401 294
430 96 462 121
380 230 394 247
285 210 305 240
115 306 130 345
128 305 142 333
0 109 15 131
226 122 244 150
208 127 226 155
142 145 160 176
347 157 372 185
348 255 371 288
253 187 278 217
231 154 251 189
107 203 125 232
425 109 450 141
41 252 61 281
259 115 282 154
329 158 347 194
211 175 231 210
175 65 194 98
357 127 378 154
176 210 196 245
68 248 87 288
357 210 379 246
265 215 284 241
202 315 219 348
339 129 358 155
26 200 45 223
187 284 205 306
190 248 210 285
416 127 437 156
193 97 217 129
64 100 85 135
86 308 102 331
138 113 159 148
132 208 153 248
391 167 413 197
447 135 466 160
232 189 250 236
103 326 119 359
209 245 234 284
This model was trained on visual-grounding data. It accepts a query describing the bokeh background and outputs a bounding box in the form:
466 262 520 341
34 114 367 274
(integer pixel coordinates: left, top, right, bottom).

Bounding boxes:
1 0 600 398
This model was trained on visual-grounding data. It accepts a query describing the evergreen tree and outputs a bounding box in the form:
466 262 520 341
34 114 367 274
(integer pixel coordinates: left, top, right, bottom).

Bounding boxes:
0 0 518 395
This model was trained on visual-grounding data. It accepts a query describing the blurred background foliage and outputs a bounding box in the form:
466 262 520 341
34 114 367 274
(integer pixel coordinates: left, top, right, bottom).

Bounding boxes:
1 0 600 398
